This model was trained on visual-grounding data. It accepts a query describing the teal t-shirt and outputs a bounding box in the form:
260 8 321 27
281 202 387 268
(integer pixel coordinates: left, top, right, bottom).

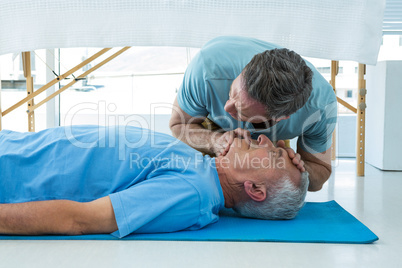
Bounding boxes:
0 126 224 238
177 36 337 154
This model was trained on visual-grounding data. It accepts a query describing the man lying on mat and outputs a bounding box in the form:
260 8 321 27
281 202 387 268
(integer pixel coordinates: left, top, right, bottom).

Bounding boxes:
0 125 308 238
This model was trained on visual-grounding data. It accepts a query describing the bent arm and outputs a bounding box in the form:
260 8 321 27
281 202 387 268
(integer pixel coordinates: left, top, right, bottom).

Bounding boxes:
297 145 332 192
169 97 222 155
0 196 117 235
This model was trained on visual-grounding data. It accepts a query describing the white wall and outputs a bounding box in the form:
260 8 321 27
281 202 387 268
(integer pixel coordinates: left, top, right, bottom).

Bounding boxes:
366 60 402 170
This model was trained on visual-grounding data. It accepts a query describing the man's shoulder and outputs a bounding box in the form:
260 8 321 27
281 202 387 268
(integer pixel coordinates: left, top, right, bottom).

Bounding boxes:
309 74 337 109
300 58 337 110
294 86 337 128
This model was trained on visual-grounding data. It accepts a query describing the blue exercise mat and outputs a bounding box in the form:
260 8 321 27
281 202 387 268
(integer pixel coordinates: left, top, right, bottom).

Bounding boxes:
0 201 378 243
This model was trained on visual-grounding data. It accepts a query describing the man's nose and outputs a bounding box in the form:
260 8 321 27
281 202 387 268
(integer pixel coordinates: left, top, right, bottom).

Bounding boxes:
224 99 236 113
257 135 274 147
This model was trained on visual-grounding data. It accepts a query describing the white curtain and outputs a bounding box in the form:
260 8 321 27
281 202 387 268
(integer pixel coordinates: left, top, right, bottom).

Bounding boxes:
0 0 385 64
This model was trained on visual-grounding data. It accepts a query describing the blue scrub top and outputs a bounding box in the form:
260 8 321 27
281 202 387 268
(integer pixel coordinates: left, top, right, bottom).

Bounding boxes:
0 126 224 238
177 36 337 154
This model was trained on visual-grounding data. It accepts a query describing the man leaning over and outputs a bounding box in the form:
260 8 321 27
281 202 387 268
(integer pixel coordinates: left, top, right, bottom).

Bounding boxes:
170 36 337 191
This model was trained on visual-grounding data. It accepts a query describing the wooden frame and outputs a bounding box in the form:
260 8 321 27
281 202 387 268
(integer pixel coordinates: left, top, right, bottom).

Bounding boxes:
22 52 35 132
0 51 366 175
330 61 366 176
330 60 338 161
356 64 366 176
0 47 130 131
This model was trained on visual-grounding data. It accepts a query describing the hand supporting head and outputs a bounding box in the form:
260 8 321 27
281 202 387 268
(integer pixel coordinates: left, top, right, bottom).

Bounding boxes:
216 135 309 220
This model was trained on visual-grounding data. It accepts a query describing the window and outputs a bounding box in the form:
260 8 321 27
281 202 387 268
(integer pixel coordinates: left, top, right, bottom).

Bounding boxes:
316 66 343 74
317 67 330 73
57 47 199 133
0 51 48 132
1 47 200 133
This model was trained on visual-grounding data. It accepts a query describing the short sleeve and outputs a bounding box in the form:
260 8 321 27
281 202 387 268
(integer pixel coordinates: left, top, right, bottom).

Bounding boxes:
109 174 204 238
177 52 209 117
297 101 338 154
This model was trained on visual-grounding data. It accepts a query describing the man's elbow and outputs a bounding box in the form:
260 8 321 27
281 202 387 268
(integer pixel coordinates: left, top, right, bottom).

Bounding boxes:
72 198 118 236
63 211 89 236
65 221 86 236
57 202 94 236
309 166 332 192
324 165 332 182
169 119 182 138
308 184 323 192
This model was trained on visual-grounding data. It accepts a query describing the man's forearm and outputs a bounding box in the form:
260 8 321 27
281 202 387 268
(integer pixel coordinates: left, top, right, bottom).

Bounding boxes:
171 123 221 155
303 161 331 191
0 197 117 236
0 200 83 235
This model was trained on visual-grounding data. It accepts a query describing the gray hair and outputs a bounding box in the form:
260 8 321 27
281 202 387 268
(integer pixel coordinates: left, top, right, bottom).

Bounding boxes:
234 171 309 220
243 48 313 119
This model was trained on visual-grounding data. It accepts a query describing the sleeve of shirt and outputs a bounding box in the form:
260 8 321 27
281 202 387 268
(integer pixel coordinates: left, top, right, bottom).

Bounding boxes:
297 100 338 154
109 174 209 238
177 52 209 117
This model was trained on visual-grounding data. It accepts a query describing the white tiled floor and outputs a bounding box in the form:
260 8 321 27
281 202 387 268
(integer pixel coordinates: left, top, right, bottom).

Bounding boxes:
1 159 401 268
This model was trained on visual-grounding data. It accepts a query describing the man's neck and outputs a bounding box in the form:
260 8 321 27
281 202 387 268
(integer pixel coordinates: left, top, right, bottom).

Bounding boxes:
215 157 236 208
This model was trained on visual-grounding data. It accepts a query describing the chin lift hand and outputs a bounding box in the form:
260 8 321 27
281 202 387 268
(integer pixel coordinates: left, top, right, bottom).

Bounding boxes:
276 140 306 172
213 128 251 156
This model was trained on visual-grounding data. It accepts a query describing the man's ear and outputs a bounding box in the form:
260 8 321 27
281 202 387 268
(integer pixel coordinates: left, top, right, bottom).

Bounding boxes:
244 181 267 202
274 115 290 122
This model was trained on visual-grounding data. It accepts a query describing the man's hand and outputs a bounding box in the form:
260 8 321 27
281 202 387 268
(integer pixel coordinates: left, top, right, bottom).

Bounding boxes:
213 128 251 156
170 98 252 157
276 140 305 172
